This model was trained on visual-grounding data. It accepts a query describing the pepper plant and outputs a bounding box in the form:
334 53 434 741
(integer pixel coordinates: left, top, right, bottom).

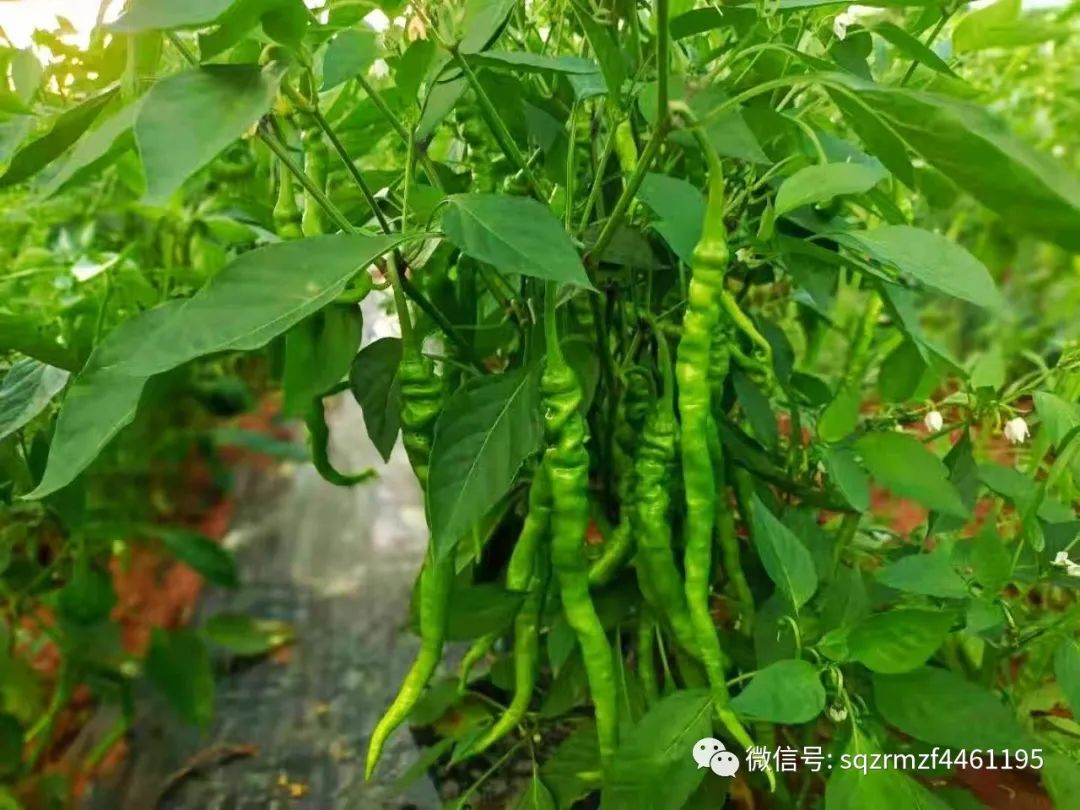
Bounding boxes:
4 0 1080 807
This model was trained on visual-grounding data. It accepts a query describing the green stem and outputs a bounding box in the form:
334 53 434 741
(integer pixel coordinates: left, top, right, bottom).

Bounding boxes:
901 12 953 86
578 120 617 233
656 0 670 119
545 281 563 366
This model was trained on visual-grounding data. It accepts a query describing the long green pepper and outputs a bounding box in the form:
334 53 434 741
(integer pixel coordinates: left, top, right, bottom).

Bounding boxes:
365 347 451 780
542 284 618 769
676 129 756 752
300 114 329 238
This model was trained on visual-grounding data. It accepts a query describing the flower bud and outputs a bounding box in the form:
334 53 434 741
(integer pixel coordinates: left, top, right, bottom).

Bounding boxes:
923 410 944 433
1003 416 1030 445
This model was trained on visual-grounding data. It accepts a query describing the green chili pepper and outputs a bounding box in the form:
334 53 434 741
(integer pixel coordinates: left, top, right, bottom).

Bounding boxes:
638 609 659 707
632 335 700 656
366 349 450 781
708 418 754 633
507 463 551 592
305 398 377 487
300 116 329 238
458 633 496 693
613 119 639 175
676 129 757 754
542 285 618 769
273 167 303 241
466 550 549 756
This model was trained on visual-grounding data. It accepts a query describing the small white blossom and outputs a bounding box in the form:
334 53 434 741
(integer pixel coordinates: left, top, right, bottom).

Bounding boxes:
1053 551 1072 568
833 12 853 40
826 703 848 723
1052 144 1067 159
369 58 390 79
1003 416 1030 445
924 410 944 433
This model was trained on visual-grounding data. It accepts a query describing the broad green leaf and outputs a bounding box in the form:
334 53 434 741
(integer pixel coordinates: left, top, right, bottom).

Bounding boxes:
929 429 980 535
732 372 777 449
833 226 1000 309
459 0 517 52
968 513 1011 593
443 584 525 641
26 301 183 500
876 551 967 599
828 87 915 187
829 76 1080 251
641 80 767 165
570 0 625 97
281 304 362 416
818 385 860 442
854 431 968 518
0 89 117 187
878 339 926 403
349 337 404 463
158 528 239 588
953 0 1059 52
1043 752 1080 810
29 235 406 498
136 66 277 204
1034 391 1080 450
428 370 543 558
204 612 294 656
869 22 957 78
969 344 1005 390
637 173 705 266
10 50 42 103
111 0 236 31
751 495 818 608
196 0 300 59
0 359 69 441
322 28 378 90
873 667 1033 750
1055 639 1080 721
516 776 557 810
826 731 952 810
604 689 711 810
42 101 140 196
774 162 887 216
820 445 870 511
539 723 601 809
442 194 593 289
849 609 955 673
145 629 215 728
0 715 22 780
470 51 600 75
978 463 1074 523
730 659 825 723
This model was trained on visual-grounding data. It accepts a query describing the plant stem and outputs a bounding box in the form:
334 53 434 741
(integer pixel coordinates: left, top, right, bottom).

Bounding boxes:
451 48 545 200
901 11 953 86
656 0 670 118
545 281 562 365
587 122 668 264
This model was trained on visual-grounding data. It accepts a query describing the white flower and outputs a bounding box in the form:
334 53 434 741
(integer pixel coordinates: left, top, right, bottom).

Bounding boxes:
924 410 944 433
1053 551 1072 568
369 58 390 79
1003 416 1030 445
1067 563 1080 579
826 703 848 723
833 12 854 40
1052 144 1067 159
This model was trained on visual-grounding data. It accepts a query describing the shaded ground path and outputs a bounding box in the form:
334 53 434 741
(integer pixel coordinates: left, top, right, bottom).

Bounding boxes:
86 311 441 808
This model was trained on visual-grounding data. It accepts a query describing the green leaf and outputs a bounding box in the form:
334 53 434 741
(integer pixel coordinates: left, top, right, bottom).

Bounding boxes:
428 370 543 558
774 162 887 217
443 584 525 641
873 667 1033 750
818 385 860 442
968 514 1011 593
349 337 404 463
136 66 277 204
829 76 1080 252
516 776 557 810
459 0 517 52
0 314 77 371
0 360 69 442
854 431 969 518
730 659 825 723
969 344 1005 390
833 226 1000 309
442 194 592 289
849 609 955 674
826 730 952 810
751 495 818 608
869 22 957 78
978 462 1074 523
29 234 407 499
953 0 1058 52
1055 639 1080 721
322 28 378 90
158 529 239 588
1034 391 1080 450
876 551 967 599
604 689 711 810
0 714 22 780
111 0 236 31
204 612 294 656
42 101 140 197
569 0 625 97
470 51 600 75
878 340 927 403
281 304 362 416
538 723 601 809
820 445 870 511
0 89 117 187
637 173 705 266
57 565 116 626
145 629 215 728
732 372 777 449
